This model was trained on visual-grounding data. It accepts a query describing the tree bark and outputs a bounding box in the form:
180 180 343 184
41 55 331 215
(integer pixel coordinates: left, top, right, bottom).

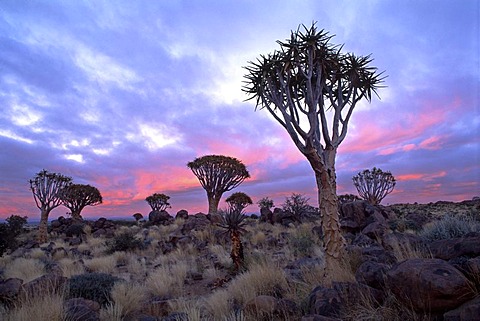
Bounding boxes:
37 209 50 244
230 230 244 272
305 147 346 271
207 194 221 215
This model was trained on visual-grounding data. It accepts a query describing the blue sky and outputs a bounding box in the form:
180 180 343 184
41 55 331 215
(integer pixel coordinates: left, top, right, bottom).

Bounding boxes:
0 0 478 219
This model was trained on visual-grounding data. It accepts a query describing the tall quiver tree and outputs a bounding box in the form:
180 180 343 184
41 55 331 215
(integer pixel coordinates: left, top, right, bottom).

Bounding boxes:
188 155 250 214
61 184 103 221
243 23 385 264
30 170 72 243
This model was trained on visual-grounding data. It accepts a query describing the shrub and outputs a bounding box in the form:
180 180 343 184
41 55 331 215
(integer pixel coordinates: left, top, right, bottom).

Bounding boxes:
68 272 121 306
257 197 274 210
0 215 28 256
282 193 314 220
419 214 480 241
106 231 144 254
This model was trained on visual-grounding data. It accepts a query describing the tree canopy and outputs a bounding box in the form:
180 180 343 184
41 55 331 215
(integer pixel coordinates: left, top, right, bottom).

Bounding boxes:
145 193 171 212
188 155 250 214
61 184 103 220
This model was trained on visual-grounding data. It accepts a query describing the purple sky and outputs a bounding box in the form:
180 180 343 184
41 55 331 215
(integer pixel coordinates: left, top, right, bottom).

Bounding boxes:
1 1 479 220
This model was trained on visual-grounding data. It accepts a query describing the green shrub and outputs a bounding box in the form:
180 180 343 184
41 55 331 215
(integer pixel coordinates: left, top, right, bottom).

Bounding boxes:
419 214 480 241
106 231 144 254
68 272 121 305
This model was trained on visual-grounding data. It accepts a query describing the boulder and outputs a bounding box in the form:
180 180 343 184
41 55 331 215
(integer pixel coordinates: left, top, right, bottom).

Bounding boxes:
0 278 23 304
175 209 189 220
308 282 382 317
428 236 480 260
355 260 388 290
302 315 342 321
149 210 173 225
443 296 480 321
259 207 274 224
386 258 476 313
243 295 298 319
21 274 67 299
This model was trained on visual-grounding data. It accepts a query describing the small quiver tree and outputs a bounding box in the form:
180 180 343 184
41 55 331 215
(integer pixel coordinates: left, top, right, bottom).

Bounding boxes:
61 184 103 221
187 155 250 214
226 192 253 213
352 167 396 205
218 208 248 272
30 170 72 243
145 193 171 212
133 213 144 225
257 197 274 210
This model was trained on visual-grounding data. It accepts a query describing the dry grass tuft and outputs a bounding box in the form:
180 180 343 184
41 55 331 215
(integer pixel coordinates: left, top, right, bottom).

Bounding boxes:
145 261 188 297
57 257 85 277
227 259 289 304
84 255 117 273
4 257 45 282
110 282 148 317
3 292 65 321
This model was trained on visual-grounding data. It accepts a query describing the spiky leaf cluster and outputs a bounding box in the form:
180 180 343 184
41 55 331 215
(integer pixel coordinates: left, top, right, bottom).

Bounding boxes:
352 167 396 205
243 22 385 153
218 208 248 236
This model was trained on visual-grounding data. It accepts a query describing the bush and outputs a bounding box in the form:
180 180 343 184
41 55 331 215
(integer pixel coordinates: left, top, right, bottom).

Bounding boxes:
289 232 315 257
106 231 144 254
282 193 312 220
419 214 480 241
0 215 28 256
68 272 121 305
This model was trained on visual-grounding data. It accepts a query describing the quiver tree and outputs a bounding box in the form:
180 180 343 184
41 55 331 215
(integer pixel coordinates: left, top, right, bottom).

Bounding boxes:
133 212 144 224
352 167 396 205
145 193 171 212
243 23 385 264
218 207 248 272
187 155 250 214
61 184 103 221
30 170 72 243
226 192 253 212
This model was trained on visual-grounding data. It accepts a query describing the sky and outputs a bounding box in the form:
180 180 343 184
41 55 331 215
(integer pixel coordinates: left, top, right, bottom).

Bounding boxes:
0 0 479 221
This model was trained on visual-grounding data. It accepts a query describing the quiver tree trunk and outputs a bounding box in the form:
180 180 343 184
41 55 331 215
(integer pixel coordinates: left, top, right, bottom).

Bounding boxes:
306 148 346 267
207 193 221 215
37 209 50 244
230 230 244 271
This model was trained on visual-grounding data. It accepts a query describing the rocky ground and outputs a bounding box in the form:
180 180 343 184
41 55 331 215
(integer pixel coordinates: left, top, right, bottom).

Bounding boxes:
0 198 479 321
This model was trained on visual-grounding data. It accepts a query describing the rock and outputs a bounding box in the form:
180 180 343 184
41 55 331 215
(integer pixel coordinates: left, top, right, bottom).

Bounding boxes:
149 210 174 225
207 213 223 224
355 260 388 289
340 201 395 234
260 207 274 223
175 210 188 220
308 282 382 317
244 295 278 316
386 258 476 313
161 312 188 321
21 274 67 299
302 315 342 321
0 278 23 304
181 215 210 234
64 298 100 321
443 296 480 321
428 236 480 260
272 208 298 226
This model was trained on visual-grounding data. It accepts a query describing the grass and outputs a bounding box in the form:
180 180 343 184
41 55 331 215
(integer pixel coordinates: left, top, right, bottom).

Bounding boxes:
2 202 477 321
4 257 45 282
